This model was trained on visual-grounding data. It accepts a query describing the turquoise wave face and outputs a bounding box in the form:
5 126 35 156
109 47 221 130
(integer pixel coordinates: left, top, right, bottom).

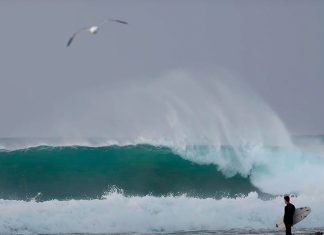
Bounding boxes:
0 145 257 201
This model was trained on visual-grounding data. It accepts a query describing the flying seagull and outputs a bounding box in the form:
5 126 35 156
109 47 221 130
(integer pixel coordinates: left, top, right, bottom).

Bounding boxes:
67 18 128 47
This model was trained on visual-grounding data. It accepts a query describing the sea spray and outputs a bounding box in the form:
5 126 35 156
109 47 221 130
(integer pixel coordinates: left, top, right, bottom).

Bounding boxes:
18 70 292 147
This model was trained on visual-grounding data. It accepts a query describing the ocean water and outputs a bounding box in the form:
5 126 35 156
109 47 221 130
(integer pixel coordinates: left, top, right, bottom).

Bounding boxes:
0 137 323 235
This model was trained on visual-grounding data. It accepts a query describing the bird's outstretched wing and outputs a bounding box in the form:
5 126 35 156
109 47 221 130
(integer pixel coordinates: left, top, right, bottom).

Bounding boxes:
67 32 78 47
98 18 128 27
66 27 88 47
108 18 128 25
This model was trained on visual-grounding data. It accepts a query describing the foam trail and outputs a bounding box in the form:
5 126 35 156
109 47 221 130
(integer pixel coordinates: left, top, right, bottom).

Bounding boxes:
0 192 322 234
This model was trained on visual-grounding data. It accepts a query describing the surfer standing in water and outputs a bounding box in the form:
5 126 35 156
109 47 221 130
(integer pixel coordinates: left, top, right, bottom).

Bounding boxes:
284 195 295 235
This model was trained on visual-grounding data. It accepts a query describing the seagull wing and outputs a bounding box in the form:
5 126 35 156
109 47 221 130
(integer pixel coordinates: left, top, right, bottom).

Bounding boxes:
98 18 128 27
67 32 78 47
66 27 88 47
108 18 128 25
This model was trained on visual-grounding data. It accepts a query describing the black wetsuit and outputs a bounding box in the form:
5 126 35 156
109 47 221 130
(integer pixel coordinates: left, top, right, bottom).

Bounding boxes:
284 203 295 235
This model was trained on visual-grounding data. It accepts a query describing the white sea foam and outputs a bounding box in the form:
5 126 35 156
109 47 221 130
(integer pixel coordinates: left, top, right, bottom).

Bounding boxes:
0 192 322 234
176 143 324 196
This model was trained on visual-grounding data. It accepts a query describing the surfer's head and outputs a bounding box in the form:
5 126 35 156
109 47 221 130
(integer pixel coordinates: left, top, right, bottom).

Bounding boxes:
284 195 290 204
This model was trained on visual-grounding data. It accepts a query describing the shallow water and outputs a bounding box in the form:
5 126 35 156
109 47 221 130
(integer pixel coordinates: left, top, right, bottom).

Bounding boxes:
11 229 323 235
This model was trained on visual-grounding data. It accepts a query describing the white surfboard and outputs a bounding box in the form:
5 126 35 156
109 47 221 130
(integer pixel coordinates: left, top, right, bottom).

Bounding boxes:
275 207 311 229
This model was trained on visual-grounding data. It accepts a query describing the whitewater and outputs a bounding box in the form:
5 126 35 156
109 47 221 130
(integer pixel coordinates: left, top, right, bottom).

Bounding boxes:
1 71 323 234
0 190 323 234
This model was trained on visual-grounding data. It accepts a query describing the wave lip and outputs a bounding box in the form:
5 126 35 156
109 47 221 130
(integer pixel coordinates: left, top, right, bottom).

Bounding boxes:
0 137 127 151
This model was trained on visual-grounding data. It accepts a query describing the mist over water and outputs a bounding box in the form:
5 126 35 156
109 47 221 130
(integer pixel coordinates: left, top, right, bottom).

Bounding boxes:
11 70 291 146
90 70 293 148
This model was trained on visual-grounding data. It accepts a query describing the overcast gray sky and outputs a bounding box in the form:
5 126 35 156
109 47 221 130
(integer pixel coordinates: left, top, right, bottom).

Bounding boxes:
0 0 323 138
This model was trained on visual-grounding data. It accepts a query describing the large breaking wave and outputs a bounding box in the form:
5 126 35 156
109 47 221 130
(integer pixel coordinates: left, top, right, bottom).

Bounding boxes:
0 144 258 200
1 71 323 233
